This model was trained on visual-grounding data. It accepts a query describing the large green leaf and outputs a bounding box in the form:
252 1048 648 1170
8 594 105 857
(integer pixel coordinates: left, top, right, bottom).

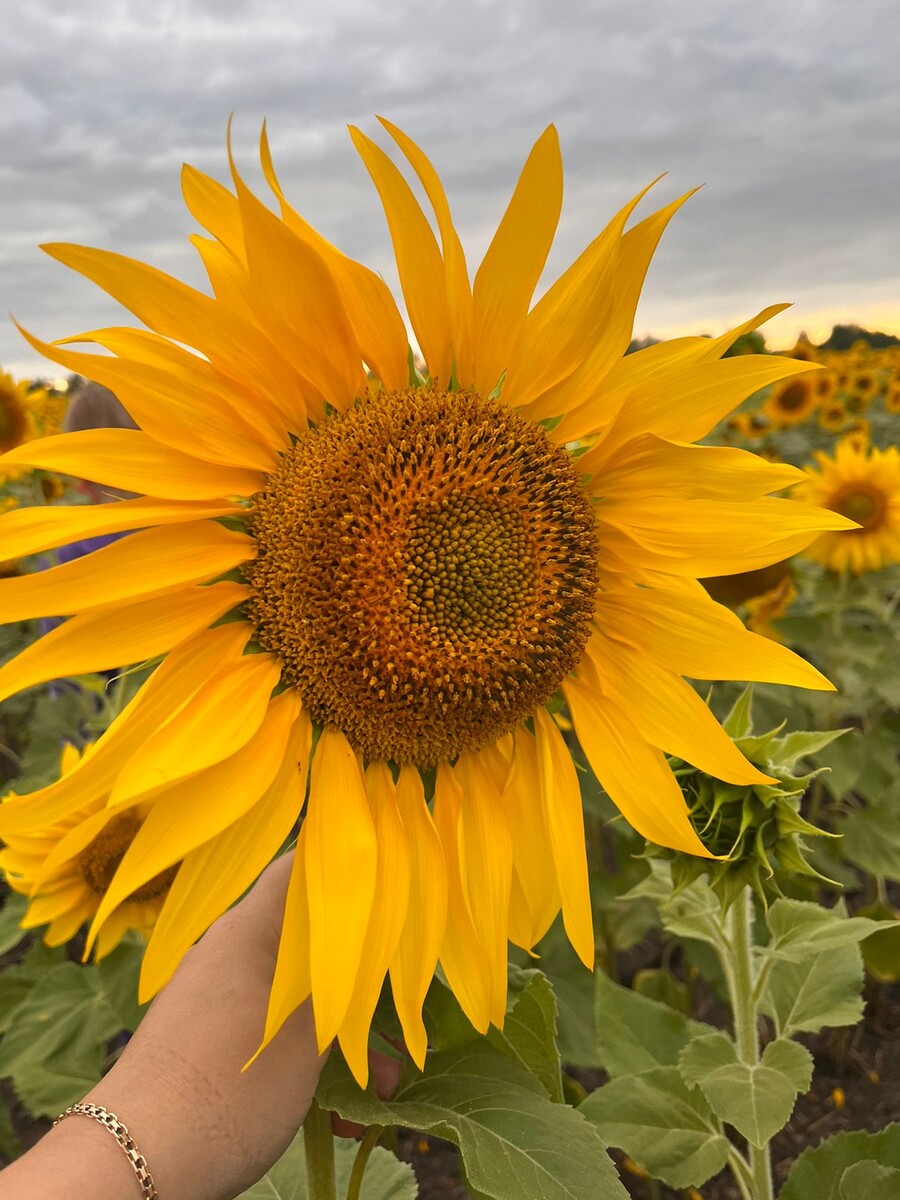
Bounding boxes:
594 972 709 1077
762 898 894 962
579 1067 729 1190
0 961 125 1116
0 941 66 1035
842 803 900 883
237 1134 417 1200
318 1043 627 1200
781 1125 900 1200
488 970 564 1103
760 941 864 1037
677 1033 812 1147
0 894 29 957
97 940 149 1033
840 1161 900 1199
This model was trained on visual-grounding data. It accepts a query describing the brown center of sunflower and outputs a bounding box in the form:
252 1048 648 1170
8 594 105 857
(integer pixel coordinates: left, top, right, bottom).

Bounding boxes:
776 381 810 412
833 486 886 530
78 816 178 902
0 389 29 454
245 387 599 765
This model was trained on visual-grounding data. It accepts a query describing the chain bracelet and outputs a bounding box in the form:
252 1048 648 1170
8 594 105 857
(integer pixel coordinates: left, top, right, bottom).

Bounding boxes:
54 1102 159 1199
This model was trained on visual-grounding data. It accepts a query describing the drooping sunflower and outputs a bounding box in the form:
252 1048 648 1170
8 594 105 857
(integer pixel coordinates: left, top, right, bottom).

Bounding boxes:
0 122 853 1084
762 374 820 427
1 744 177 956
797 437 900 574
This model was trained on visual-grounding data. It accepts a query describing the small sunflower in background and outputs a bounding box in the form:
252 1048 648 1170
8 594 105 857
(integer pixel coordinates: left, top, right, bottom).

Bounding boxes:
1 745 177 957
0 121 853 1084
0 371 34 455
819 398 848 432
798 437 900 574
763 374 820 428
886 383 900 414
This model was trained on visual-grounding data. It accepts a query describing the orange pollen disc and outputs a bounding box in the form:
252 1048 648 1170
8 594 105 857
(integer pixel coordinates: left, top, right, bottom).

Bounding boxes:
245 387 599 765
78 815 178 902
833 485 886 530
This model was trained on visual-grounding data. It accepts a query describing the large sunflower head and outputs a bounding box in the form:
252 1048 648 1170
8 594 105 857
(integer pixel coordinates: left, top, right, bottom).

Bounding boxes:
0 121 854 1085
1 745 175 957
797 438 900 573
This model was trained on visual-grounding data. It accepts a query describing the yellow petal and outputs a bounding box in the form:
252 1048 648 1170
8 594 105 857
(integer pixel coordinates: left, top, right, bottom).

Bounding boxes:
454 750 512 1026
504 727 560 951
0 521 254 622
181 162 245 254
0 429 265 500
304 727 378 1051
563 673 713 857
140 708 310 1000
532 707 594 969
584 633 773 786
0 495 244 561
349 125 451 385
472 126 563 396
259 125 409 392
433 764 492 1034
338 762 411 1086
109 652 282 806
596 584 834 691
389 766 447 1067
0 622 252 834
0 582 248 707
376 117 473 384
17 324 280 472
254 828 312 1062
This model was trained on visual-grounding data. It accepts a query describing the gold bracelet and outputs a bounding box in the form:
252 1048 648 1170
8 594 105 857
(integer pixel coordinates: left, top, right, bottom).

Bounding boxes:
54 1102 159 1199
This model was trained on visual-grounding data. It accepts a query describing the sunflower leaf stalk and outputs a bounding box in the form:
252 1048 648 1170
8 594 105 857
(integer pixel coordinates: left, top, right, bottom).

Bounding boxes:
303 1098 337 1200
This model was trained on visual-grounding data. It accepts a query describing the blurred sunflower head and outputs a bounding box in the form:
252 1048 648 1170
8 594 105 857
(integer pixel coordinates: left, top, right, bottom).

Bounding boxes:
886 383 900 414
0 370 33 454
0 121 853 1085
797 438 900 573
1 745 175 956
818 399 847 432
762 374 820 427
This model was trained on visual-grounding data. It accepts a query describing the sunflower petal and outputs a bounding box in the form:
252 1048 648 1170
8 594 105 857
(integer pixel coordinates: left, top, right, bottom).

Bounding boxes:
0 583 248 707
304 727 378 1051
0 429 265 500
504 727 560 951
564 673 712 857
389 766 446 1067
140 708 310 1001
0 521 254 622
472 126 563 396
338 762 411 1086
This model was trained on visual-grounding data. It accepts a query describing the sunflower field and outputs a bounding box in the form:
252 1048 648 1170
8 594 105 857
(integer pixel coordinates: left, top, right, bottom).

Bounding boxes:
0 126 898 1200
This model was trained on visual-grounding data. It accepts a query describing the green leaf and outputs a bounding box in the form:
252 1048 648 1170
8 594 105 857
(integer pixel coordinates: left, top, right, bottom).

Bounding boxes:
594 972 709 1077
762 898 894 962
0 894 29 956
0 961 125 1116
760 942 864 1037
813 733 865 799
842 804 900 883
97 939 149 1033
237 1133 418 1199
319 1043 628 1200
840 1161 900 1199
723 686 755 738
766 727 849 769
579 1067 729 1190
677 1034 812 1148
0 941 68 1035
0 1097 20 1165
488 970 564 1103
781 1125 900 1200
530 926 599 1068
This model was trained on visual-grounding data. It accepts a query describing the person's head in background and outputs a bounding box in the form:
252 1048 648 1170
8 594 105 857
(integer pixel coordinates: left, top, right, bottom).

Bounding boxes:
62 381 138 502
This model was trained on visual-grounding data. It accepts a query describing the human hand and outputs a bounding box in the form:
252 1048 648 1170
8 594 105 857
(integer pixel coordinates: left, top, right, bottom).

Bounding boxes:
0 852 327 1200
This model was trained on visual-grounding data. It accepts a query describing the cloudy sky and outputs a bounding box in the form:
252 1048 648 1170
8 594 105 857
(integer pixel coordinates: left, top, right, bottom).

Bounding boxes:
2 0 899 379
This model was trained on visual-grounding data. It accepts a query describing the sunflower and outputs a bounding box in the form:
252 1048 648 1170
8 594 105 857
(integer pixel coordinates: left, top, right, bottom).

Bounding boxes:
744 574 797 641
1 745 177 956
0 122 852 1085
0 371 33 455
762 374 820 427
818 399 848 432
886 383 900 414
797 438 900 573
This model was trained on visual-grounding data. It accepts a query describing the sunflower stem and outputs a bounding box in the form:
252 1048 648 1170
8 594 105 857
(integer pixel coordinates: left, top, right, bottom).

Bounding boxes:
303 1098 337 1200
722 889 773 1200
345 1125 384 1200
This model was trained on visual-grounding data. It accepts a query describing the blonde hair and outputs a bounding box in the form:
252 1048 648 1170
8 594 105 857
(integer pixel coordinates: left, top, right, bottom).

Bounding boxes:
62 383 138 433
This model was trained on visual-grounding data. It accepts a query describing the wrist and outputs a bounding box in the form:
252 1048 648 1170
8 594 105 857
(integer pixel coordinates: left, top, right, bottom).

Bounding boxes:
0 1112 143 1200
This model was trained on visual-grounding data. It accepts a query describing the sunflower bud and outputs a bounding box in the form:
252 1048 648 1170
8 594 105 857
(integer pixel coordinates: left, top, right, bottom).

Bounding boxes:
647 687 844 909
